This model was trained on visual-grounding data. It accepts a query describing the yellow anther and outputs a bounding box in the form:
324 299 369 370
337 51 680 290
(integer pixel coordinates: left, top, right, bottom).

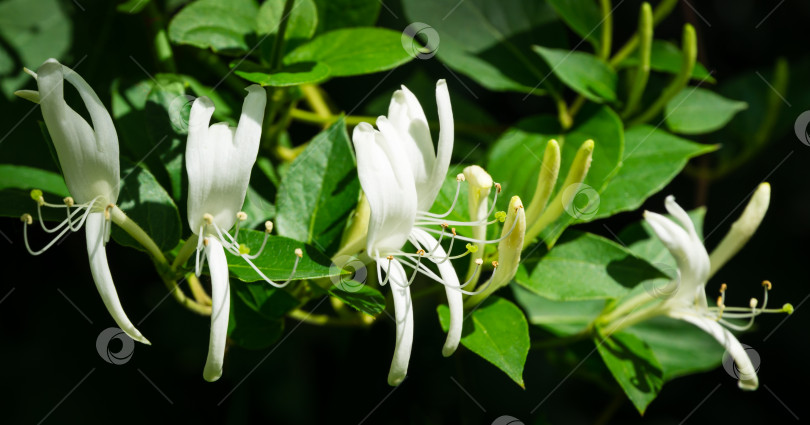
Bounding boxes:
456 173 466 182
441 222 448 228
417 249 425 256
203 238 210 246
749 298 759 309
495 183 502 193
236 211 248 221
492 261 499 268
495 211 507 222
265 221 274 233
294 248 303 258
387 255 394 261
475 258 483 265
719 283 727 293
716 296 725 309
203 213 214 224
465 243 478 253
30 189 44 205
451 227 457 236
238 244 250 255
104 204 114 220
783 303 794 315
762 280 772 290
63 197 75 207
20 214 33 225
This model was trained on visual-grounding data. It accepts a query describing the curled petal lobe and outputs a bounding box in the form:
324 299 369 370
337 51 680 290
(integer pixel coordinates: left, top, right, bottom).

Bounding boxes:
85 212 149 345
203 237 231 382
387 86 434 200
380 258 413 386
427 79 454 208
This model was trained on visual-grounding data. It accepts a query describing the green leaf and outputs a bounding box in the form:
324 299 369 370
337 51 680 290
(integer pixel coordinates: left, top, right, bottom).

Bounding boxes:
516 231 664 301
284 28 412 77
275 118 359 254
547 0 602 51
0 164 69 221
232 60 330 87
117 0 150 14
533 46 617 102
665 87 747 135
257 0 318 56
619 40 715 83
232 279 300 319
595 331 663 414
438 296 530 387
168 0 259 53
228 284 290 350
111 159 182 252
626 316 724 382
312 0 380 33
328 284 386 317
227 230 339 282
593 126 717 219
512 282 604 337
0 0 71 98
401 0 566 93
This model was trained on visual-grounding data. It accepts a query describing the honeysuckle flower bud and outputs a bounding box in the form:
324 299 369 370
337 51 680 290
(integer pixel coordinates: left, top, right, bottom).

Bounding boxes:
524 139 594 248
16 59 149 345
353 80 515 385
463 165 493 278
524 139 561 224
709 183 770 276
465 196 525 307
186 85 304 382
601 191 789 391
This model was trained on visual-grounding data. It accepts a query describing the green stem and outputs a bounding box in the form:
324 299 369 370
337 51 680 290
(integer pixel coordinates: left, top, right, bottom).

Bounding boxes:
609 0 678 67
287 308 370 326
145 1 176 73
270 0 296 71
301 84 333 118
598 0 613 61
109 205 167 265
621 2 653 118
160 274 212 315
172 234 199 270
186 272 212 305
628 23 696 126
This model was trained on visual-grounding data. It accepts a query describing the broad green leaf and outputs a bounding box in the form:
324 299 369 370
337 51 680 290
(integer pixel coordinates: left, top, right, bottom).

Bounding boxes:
241 185 276 229
512 282 605 337
626 316 724 382
547 0 601 51
593 126 717 219
516 231 664 301
487 106 624 246
312 0 380 33
665 88 747 135
228 283 290 349
619 40 715 83
438 296 530 387
533 46 617 102
111 159 182 252
232 60 330 87
0 165 69 221
328 284 386 317
595 331 663 414
401 0 566 93
257 0 318 56
0 0 71 98
275 118 359 254
284 28 412 77
232 279 300 319
227 230 339 282
168 0 258 52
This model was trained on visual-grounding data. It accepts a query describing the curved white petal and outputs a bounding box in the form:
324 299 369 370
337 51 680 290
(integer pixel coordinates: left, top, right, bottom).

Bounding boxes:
85 212 150 345
387 86 434 207
203 237 231 382
411 228 462 357
644 210 709 307
233 84 266 182
36 59 118 204
353 123 417 256
670 311 758 390
380 258 413 386
424 79 453 209
186 96 216 231
709 183 770 276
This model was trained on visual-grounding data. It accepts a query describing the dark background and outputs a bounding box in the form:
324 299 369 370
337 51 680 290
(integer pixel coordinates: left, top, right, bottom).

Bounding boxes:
1 0 808 424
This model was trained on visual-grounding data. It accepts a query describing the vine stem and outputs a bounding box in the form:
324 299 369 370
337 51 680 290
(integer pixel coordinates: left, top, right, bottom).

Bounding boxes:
287 308 372 327
269 0 296 71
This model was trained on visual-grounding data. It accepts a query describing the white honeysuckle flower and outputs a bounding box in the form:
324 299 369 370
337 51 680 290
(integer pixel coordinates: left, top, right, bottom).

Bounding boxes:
352 80 517 386
636 191 788 390
185 85 303 382
16 58 149 345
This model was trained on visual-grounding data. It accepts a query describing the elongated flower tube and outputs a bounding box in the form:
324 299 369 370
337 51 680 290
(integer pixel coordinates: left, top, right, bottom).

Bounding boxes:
708 183 770 276
16 59 149 345
186 85 303 382
600 190 790 390
353 80 515 385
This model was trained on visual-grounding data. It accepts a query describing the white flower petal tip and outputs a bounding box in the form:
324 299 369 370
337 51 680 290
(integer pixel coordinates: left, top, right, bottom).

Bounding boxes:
441 341 459 358
14 89 40 103
388 373 406 387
